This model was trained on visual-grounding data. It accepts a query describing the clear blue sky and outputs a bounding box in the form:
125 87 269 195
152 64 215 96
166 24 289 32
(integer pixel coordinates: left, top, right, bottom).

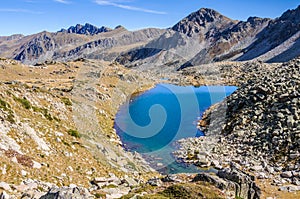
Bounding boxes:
0 0 299 36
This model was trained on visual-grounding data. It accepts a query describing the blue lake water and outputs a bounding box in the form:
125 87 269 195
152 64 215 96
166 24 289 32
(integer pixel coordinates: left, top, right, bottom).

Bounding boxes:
114 84 237 174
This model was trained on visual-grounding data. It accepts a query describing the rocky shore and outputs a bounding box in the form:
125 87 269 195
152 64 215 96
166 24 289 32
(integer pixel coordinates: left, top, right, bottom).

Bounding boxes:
173 58 300 197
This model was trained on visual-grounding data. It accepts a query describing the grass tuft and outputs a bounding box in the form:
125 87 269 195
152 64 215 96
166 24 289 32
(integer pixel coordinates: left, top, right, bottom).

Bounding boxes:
14 97 31 109
68 129 81 138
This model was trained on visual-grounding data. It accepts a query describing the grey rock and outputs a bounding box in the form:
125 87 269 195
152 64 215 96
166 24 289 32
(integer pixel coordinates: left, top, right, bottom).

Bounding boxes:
279 185 300 192
0 182 11 191
123 177 138 187
192 173 235 191
147 178 162 187
0 191 10 199
280 171 293 178
217 168 261 199
251 165 263 172
40 187 93 199
161 175 182 183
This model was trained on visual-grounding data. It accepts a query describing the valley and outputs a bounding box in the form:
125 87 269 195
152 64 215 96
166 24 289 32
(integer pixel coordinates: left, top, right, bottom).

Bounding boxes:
0 4 299 199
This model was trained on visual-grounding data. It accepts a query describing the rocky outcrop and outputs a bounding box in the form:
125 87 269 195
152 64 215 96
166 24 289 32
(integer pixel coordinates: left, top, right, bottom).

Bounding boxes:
40 187 94 199
217 168 261 199
192 167 261 199
58 23 112 35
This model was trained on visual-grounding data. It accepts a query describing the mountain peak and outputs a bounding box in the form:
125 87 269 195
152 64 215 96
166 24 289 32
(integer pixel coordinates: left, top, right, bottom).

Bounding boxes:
58 23 112 35
172 7 235 36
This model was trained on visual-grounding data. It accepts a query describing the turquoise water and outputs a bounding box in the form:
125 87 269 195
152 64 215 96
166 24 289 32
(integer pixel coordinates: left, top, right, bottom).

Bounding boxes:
114 84 237 174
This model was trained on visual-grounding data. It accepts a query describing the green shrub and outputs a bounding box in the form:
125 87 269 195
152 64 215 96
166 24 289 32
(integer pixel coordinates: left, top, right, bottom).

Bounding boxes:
68 129 81 138
0 98 10 111
61 97 72 106
0 99 15 123
33 106 53 121
14 97 31 109
160 185 191 199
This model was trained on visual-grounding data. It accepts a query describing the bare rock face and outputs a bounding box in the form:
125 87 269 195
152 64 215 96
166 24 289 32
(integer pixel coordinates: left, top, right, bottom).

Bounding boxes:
14 32 56 63
237 5 300 62
58 23 112 35
172 8 236 37
40 187 94 199
217 168 261 199
192 168 261 199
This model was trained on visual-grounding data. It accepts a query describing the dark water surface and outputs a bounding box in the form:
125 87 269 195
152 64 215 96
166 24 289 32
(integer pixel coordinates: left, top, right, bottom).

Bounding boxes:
115 84 237 174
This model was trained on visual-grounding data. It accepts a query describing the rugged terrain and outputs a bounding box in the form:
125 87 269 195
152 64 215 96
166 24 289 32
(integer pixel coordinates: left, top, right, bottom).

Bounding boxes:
1 56 299 198
0 6 300 68
174 58 300 199
0 4 300 199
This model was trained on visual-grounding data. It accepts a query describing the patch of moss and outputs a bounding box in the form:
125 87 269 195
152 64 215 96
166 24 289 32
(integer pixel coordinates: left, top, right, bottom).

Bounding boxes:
68 129 81 138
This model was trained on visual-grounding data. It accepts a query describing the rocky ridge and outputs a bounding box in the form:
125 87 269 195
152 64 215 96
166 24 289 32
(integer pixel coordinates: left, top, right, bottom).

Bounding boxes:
58 23 113 35
116 6 300 70
1 6 300 67
0 27 165 65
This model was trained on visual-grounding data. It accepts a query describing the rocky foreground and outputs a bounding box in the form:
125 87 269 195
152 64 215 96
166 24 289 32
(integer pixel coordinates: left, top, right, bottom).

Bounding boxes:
1 57 300 198
174 58 300 198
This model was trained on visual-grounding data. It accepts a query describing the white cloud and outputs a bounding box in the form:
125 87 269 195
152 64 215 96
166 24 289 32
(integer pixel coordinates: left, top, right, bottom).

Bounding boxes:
0 8 42 14
54 0 70 4
95 0 166 15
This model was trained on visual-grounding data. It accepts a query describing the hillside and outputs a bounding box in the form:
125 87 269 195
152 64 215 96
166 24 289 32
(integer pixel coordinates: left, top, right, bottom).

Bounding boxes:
0 5 300 199
116 6 300 70
0 6 299 68
0 27 165 65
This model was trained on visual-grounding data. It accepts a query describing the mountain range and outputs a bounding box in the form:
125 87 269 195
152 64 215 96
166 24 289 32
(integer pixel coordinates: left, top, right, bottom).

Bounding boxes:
0 5 299 68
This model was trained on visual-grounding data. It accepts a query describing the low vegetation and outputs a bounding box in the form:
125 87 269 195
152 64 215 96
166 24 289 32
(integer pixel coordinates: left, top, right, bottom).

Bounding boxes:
13 96 31 109
68 129 81 138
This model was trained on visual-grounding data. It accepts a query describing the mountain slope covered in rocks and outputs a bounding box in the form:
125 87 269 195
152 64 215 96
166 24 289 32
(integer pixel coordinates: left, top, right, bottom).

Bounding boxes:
1 6 300 68
116 6 300 70
173 57 300 198
0 27 165 65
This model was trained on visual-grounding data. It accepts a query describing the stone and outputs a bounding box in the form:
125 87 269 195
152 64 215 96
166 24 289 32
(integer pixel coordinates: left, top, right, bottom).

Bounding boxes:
217 168 261 199
161 175 182 183
32 161 42 169
266 166 275 174
123 177 138 187
280 171 293 178
13 183 38 192
40 187 93 199
147 178 162 186
292 178 300 186
192 173 234 191
251 165 263 172
0 182 11 191
21 170 27 176
279 185 300 192
257 172 268 179
0 191 10 199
